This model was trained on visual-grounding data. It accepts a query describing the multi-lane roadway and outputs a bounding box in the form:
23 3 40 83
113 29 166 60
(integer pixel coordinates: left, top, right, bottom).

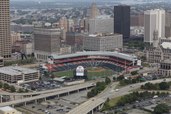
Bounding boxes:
67 78 171 114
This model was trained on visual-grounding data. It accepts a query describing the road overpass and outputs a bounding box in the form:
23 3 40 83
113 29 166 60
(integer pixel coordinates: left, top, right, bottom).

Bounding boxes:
67 78 171 114
0 82 95 107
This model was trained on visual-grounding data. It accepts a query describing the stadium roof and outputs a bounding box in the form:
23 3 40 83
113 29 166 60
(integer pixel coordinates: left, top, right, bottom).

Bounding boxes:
51 51 137 61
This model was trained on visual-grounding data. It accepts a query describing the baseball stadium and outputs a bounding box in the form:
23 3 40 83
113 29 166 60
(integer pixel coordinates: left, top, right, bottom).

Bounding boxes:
42 51 140 79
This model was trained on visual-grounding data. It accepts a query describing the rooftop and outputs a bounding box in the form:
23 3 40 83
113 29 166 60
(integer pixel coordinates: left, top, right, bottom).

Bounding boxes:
51 51 137 61
89 33 121 37
0 106 16 112
161 42 171 49
0 66 38 76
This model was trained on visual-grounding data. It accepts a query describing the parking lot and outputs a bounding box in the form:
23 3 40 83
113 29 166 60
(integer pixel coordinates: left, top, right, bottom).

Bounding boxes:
22 90 88 114
20 80 63 91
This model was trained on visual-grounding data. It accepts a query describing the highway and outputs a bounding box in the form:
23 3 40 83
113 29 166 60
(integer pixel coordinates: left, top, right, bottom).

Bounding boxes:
67 78 171 114
0 82 95 107
0 82 95 96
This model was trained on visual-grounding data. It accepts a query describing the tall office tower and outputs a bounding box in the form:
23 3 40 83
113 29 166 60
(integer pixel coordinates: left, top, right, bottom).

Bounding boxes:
88 15 114 34
34 28 61 62
114 5 130 39
144 9 165 43
165 12 171 38
59 17 68 32
0 0 11 58
87 3 100 19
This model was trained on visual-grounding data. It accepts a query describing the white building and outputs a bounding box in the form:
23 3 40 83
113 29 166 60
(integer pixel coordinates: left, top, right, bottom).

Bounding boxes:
144 9 165 43
0 106 22 114
88 15 114 34
83 33 123 51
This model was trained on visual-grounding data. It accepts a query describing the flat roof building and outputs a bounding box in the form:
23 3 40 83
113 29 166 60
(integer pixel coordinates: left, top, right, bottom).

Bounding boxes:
34 27 61 62
83 33 123 51
0 106 22 114
0 66 39 84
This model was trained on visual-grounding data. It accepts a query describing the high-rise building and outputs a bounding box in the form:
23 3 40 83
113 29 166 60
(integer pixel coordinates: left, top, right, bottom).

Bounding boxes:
34 28 61 62
131 14 144 27
165 12 171 38
0 0 11 58
88 15 114 34
144 9 165 43
114 5 130 39
59 17 68 32
11 32 21 46
87 3 100 19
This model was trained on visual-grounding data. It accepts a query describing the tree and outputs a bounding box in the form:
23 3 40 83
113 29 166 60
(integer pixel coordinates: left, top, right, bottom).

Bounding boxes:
105 77 111 85
3 83 10 90
159 82 170 90
113 77 116 81
117 75 124 81
154 103 169 114
0 82 3 88
131 71 138 75
18 88 24 93
10 86 16 93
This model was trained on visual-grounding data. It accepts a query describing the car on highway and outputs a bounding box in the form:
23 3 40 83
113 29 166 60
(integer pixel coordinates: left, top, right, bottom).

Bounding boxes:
115 89 119 92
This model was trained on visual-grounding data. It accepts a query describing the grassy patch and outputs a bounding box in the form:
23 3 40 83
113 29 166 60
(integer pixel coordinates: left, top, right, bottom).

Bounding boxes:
108 96 122 107
102 96 122 111
52 67 114 79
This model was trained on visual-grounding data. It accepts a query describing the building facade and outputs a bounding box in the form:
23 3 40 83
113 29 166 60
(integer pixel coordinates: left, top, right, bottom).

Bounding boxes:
0 57 4 67
88 15 114 34
114 5 130 39
144 9 165 43
158 59 171 77
87 3 100 19
165 12 171 38
146 38 171 63
0 66 40 84
0 0 11 58
34 28 61 61
11 32 21 45
83 34 123 51
130 14 144 27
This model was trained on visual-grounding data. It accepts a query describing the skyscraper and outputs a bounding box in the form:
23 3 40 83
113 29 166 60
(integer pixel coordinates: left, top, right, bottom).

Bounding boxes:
87 3 100 19
0 0 11 58
144 9 165 43
114 5 130 39
165 12 171 38
34 27 61 62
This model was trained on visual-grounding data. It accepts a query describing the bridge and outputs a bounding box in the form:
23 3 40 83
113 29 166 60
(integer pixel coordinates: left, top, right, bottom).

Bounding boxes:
0 82 95 107
67 78 171 114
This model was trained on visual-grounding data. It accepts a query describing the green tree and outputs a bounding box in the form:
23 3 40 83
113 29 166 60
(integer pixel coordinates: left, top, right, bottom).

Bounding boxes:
0 82 3 88
117 75 124 81
113 77 116 81
10 86 16 93
159 82 170 90
154 103 169 114
3 83 10 90
17 88 24 93
131 71 138 75
105 77 111 85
